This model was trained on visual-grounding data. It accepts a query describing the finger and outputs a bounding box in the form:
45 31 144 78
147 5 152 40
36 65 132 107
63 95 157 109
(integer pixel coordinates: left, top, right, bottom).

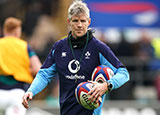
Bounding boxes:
22 99 29 109
22 101 29 109
23 95 29 105
24 104 29 109
88 89 98 102
88 87 95 95
90 90 99 102
88 89 94 101
88 84 97 97
94 93 100 102
96 96 100 104
29 94 33 100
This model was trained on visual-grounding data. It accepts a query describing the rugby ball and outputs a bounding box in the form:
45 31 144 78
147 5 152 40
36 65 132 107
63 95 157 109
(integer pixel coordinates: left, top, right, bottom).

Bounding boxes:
75 81 102 110
91 65 114 83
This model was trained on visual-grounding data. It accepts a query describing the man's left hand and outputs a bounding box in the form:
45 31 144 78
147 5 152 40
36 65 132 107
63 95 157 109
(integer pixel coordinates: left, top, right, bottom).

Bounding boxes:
88 81 108 103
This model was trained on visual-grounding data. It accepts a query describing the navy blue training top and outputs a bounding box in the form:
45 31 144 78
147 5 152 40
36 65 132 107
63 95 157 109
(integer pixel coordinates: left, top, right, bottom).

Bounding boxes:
28 32 129 115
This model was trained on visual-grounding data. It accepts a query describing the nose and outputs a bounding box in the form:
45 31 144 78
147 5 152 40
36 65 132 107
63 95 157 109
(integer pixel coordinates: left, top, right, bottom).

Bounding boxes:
77 21 82 27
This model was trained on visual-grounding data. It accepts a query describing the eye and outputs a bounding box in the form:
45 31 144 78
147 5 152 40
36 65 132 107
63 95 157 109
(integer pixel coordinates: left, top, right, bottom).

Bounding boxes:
81 20 86 23
72 19 78 22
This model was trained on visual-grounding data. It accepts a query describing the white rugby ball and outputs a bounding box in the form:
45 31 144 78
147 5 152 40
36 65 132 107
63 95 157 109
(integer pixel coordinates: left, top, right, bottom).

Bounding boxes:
75 81 102 110
92 65 114 83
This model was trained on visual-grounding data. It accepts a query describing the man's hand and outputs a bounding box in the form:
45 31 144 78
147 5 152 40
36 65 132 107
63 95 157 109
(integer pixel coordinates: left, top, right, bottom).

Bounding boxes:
88 81 108 103
22 92 33 109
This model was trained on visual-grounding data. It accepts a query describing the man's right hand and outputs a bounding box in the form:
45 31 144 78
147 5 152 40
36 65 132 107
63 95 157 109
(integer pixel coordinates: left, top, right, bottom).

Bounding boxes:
22 92 33 109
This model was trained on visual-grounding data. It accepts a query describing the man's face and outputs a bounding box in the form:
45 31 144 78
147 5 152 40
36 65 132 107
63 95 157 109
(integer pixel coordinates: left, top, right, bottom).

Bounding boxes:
68 13 91 38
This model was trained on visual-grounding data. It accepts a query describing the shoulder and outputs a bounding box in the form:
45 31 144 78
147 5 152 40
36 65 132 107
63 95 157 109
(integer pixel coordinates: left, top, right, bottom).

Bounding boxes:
49 37 68 56
91 37 111 51
92 37 105 45
53 37 68 49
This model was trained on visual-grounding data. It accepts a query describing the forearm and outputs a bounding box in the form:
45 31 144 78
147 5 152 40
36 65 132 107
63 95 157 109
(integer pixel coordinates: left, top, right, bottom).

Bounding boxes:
27 71 50 96
108 67 130 90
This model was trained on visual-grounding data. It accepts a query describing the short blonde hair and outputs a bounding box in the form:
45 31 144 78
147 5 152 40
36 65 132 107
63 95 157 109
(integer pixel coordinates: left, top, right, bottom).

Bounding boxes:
68 1 90 20
3 17 22 34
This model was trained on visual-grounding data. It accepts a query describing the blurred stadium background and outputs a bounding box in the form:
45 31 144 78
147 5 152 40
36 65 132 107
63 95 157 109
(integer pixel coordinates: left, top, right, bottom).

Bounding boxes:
0 0 160 115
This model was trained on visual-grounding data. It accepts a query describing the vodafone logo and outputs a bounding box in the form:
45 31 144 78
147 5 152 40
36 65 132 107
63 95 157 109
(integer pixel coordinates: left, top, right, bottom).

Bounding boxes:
68 59 80 74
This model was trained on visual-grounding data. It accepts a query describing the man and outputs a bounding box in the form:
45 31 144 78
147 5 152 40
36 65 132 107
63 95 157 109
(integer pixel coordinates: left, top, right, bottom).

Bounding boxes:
0 17 41 115
22 1 130 115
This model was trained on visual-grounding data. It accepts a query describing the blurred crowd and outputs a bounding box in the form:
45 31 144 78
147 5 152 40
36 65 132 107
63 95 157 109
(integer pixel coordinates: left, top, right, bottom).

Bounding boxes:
93 28 160 101
0 0 160 108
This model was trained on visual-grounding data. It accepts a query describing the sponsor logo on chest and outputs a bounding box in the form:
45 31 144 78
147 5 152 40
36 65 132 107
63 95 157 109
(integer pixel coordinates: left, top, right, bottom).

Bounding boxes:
61 50 91 80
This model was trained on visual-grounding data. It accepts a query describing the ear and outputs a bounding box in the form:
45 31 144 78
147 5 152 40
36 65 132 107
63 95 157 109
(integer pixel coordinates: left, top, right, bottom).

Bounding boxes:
67 18 71 25
88 18 91 26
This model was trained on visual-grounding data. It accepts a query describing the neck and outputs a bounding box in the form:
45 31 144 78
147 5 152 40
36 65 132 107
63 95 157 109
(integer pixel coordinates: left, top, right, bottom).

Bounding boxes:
71 33 87 39
72 35 79 39
4 33 20 38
